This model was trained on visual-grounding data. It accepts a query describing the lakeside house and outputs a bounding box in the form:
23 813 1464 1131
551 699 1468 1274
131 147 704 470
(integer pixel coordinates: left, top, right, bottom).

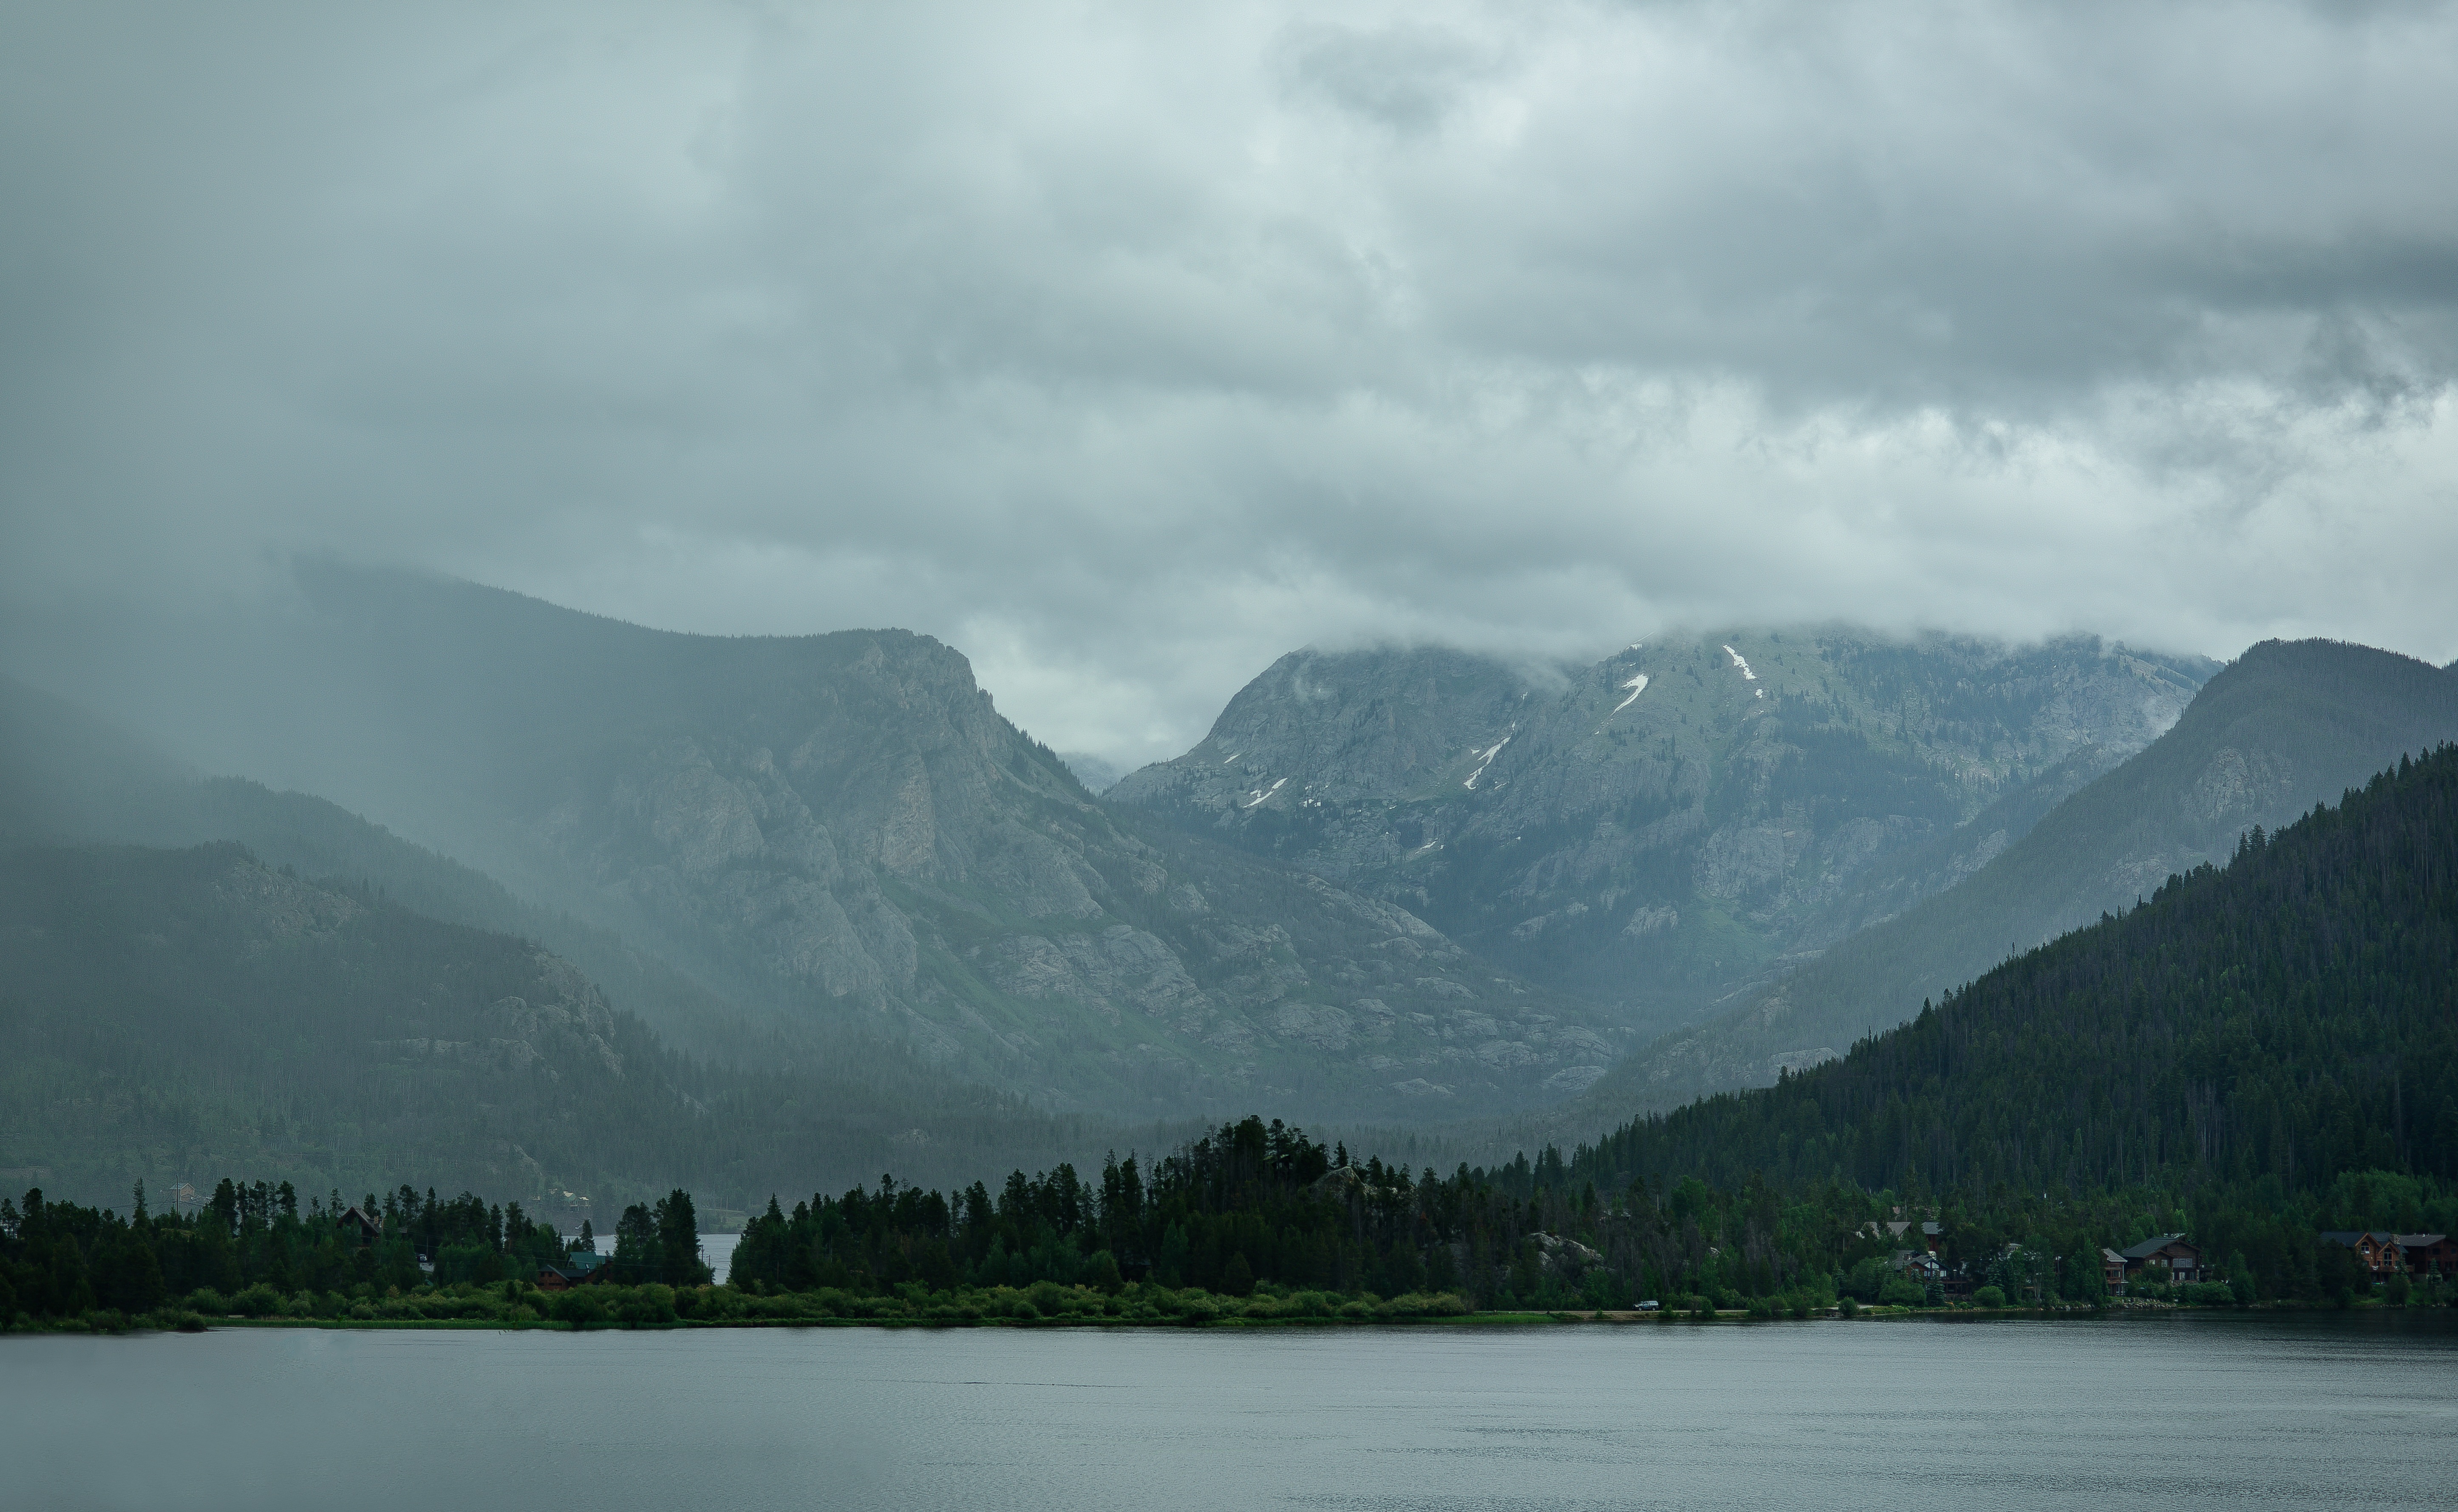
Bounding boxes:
539 1248 609 1289
1877 1219 1943 1255
2320 1231 2403 1280
2324 1231 2455 1279
336 1205 382 1247
1892 1249 1945 1291
2394 1234 2454 1277
2114 1235 2204 1291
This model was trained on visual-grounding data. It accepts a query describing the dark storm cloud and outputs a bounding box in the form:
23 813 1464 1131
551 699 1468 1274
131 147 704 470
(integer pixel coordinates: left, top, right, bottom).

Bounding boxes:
3 0 2454 765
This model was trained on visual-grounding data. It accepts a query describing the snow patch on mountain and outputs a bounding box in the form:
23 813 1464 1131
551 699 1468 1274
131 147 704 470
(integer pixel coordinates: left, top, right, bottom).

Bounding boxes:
1464 738 1510 790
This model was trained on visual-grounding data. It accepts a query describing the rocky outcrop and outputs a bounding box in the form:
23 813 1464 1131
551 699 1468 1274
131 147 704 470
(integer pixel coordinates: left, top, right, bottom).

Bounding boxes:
212 855 364 945
1529 1231 1604 1277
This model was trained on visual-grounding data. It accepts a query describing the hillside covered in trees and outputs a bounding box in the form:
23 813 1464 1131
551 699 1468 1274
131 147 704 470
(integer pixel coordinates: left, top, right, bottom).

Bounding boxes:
1588 638 2458 1115
1574 742 2457 1196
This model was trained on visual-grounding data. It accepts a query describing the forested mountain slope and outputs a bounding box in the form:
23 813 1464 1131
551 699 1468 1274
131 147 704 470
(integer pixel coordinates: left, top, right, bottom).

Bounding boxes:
15 567 1613 1122
1110 633 2210 1037
1580 639 2458 1119
0 842 1123 1210
1562 740 2458 1200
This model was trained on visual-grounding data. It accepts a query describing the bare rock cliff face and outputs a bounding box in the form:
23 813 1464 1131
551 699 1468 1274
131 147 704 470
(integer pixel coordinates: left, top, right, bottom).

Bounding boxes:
514 636 1617 1119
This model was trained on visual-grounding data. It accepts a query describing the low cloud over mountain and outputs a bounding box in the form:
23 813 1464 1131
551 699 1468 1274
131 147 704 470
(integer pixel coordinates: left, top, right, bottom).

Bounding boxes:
6 2 2457 767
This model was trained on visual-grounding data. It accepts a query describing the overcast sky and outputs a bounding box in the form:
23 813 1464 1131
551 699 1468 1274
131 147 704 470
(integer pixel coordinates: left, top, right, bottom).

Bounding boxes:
4 0 2455 766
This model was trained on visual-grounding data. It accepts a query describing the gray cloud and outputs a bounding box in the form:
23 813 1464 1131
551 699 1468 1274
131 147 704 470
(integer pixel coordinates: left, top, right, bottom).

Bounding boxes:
3 0 2455 767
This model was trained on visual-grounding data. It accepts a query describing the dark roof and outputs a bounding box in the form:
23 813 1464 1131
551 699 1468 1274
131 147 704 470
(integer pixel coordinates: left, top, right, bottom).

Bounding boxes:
2393 1234 2449 1246
2119 1235 2196 1260
2319 1230 2396 1246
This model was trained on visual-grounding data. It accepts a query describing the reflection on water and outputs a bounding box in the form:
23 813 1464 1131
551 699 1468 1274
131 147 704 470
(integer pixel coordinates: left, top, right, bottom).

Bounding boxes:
6 1312 2454 1511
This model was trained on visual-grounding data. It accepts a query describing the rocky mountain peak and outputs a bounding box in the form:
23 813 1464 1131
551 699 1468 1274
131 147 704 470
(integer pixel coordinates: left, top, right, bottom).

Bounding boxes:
1110 628 2216 1039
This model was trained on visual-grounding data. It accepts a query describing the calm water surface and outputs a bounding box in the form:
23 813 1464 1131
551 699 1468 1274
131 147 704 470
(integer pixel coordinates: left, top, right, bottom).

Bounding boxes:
6 1312 2452 1510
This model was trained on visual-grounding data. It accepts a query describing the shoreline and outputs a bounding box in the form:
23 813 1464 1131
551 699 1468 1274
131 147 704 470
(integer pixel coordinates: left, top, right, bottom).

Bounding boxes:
7 1297 2427 1337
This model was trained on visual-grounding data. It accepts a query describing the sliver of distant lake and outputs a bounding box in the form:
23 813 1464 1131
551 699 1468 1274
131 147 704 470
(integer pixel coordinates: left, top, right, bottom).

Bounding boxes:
6 1313 2453 1510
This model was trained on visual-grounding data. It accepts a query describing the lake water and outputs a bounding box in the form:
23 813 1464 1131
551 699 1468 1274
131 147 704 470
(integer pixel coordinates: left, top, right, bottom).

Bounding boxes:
6 1312 2453 1510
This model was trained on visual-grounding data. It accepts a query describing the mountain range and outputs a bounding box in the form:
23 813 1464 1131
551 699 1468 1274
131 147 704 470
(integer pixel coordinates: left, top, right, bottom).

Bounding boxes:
1108 633 2214 1043
7 566 1616 1124
9 559 2454 1201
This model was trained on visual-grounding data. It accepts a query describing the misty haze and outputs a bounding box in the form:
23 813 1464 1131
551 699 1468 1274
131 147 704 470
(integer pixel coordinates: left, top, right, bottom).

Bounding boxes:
4 3 2455 1509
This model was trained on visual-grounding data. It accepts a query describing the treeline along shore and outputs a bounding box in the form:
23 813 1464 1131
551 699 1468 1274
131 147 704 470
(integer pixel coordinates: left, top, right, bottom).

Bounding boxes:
6 1117 2452 1333
7 745 2455 1334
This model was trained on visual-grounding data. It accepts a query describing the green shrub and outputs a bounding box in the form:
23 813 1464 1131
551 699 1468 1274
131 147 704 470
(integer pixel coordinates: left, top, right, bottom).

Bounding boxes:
1974 1286 2007 1309
615 1284 677 1326
229 1283 282 1318
1175 1293 1221 1324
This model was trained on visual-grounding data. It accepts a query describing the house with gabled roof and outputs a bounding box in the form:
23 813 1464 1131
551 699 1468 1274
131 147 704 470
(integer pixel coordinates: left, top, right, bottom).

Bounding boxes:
2117 1235 2203 1288
2320 1231 2401 1280
336 1205 382 1247
2394 1234 2454 1277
